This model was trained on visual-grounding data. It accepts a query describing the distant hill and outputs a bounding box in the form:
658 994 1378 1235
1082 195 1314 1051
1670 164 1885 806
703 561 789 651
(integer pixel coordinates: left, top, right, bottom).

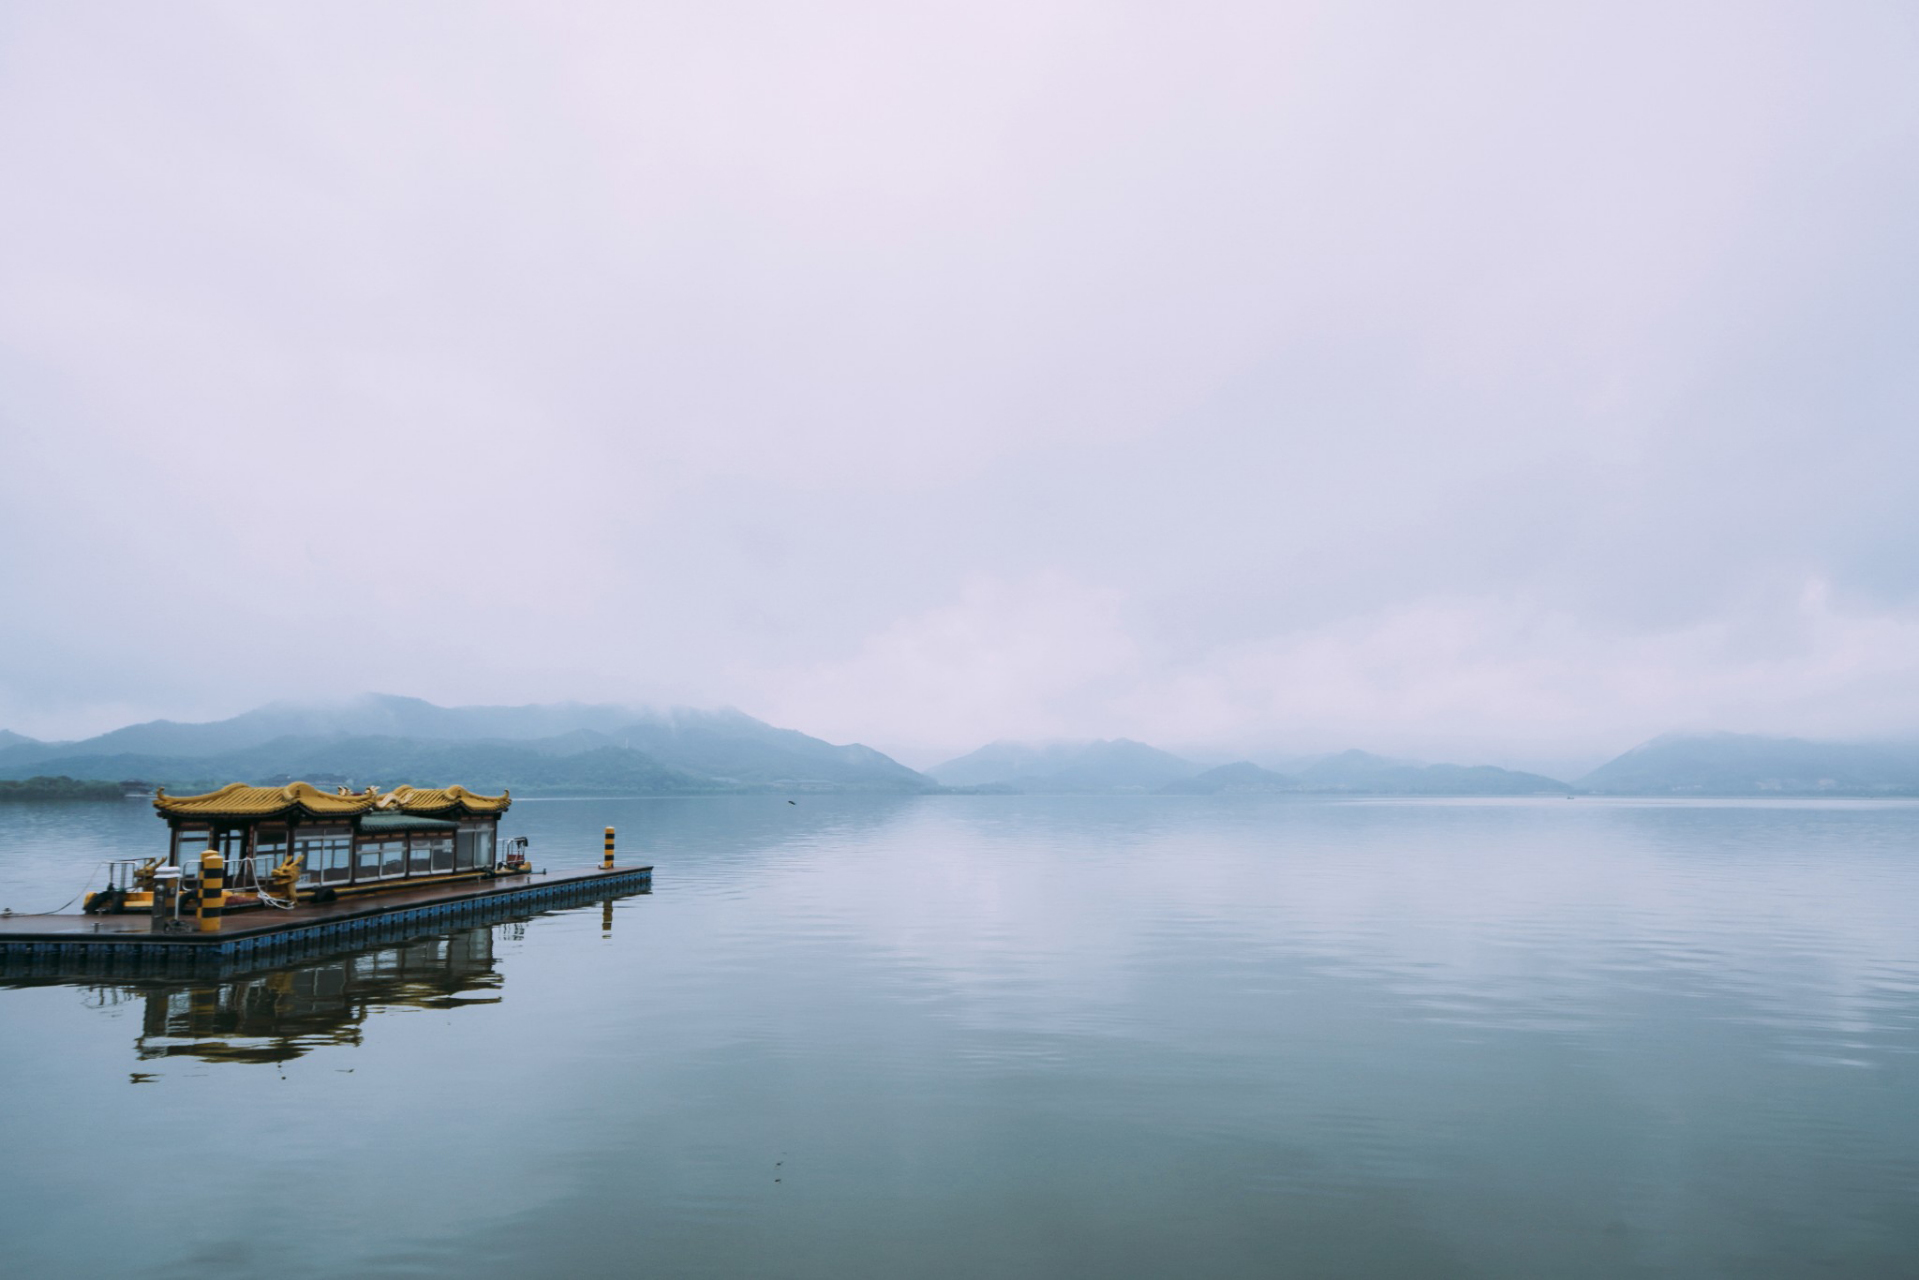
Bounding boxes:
0 775 125 801
7 739 719 797
572 708 924 789
1158 752 1569 795
1580 734 1919 795
35 704 1919 798
0 697 931 795
0 694 646 764
1291 750 1571 795
1160 762 1298 794
929 741 1572 795
930 739 1202 792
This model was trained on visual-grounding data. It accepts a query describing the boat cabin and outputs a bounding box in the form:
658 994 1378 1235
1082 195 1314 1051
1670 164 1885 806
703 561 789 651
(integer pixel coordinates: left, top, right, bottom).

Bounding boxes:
152 781 510 897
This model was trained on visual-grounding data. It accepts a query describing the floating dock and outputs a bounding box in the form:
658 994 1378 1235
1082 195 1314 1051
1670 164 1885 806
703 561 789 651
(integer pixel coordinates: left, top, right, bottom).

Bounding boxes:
0 864 651 970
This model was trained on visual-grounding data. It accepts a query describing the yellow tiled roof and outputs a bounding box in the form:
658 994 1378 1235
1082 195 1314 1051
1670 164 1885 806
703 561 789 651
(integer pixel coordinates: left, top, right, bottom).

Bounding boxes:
153 781 510 820
383 784 511 815
154 781 379 819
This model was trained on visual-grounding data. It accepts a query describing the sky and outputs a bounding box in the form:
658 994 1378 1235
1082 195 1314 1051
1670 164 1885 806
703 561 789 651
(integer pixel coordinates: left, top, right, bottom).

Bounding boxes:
2 1 1917 773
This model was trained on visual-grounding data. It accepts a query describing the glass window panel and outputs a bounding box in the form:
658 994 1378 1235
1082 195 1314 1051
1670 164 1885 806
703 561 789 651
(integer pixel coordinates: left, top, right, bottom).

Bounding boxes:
172 828 211 865
322 839 352 884
296 828 350 884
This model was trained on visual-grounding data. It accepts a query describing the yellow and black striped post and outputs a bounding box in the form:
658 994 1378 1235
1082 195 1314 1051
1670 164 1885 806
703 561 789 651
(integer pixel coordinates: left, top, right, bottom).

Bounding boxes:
197 850 226 932
603 826 616 870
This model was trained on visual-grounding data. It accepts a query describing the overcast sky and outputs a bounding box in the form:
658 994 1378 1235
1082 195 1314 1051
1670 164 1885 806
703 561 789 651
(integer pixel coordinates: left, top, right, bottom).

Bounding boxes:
2 2 1916 771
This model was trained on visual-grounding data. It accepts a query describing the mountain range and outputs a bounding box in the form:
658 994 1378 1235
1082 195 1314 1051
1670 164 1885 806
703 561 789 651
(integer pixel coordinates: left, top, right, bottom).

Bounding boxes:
6 699 1919 797
1161 753 1571 795
0 695 928 795
929 739 1201 792
929 741 1571 795
1577 733 1919 795
930 734 1919 795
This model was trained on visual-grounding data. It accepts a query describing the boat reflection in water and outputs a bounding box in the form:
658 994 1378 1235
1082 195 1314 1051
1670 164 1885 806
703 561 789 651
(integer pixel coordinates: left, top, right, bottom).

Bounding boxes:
119 924 508 1064
3 893 633 1066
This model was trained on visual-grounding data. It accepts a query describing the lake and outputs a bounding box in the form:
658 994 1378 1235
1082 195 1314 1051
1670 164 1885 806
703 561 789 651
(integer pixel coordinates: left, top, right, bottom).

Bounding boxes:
2 794 1916 1278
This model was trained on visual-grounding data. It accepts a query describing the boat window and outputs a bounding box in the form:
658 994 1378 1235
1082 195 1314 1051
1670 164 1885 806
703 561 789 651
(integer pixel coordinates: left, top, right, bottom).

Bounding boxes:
455 828 476 871
318 836 353 886
318 841 352 884
294 829 352 884
172 827 212 866
352 837 406 880
477 828 495 867
427 834 454 873
406 835 432 875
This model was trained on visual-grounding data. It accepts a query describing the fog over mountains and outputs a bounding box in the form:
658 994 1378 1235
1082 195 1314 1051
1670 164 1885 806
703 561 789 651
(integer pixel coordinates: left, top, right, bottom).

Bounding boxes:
4 696 1919 798
930 740 1202 792
929 743 1573 795
1578 734 1919 797
0 695 927 795
1162 753 1573 796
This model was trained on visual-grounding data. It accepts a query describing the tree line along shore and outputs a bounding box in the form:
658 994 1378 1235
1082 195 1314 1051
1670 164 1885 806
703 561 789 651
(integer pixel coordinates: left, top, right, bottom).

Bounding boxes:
0 776 131 801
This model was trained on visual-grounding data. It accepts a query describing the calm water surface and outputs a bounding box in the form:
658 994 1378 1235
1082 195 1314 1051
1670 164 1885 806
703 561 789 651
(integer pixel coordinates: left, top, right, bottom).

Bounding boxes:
2 795 1916 1278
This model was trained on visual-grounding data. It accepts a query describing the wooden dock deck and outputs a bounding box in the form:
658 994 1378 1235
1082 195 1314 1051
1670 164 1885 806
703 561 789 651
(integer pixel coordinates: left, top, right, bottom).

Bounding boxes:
0 864 652 967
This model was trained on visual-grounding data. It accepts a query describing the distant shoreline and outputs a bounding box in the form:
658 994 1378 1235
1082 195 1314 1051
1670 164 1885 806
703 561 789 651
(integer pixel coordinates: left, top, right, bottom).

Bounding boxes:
14 777 1919 803
0 776 130 802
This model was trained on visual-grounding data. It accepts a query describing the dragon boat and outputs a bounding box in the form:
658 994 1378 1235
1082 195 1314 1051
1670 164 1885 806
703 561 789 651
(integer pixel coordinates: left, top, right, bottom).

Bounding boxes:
86 781 524 916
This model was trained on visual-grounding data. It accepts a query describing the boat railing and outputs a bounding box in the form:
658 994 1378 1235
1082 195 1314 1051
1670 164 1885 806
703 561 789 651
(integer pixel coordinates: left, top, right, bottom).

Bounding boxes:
104 855 276 894
106 844 522 903
103 858 147 894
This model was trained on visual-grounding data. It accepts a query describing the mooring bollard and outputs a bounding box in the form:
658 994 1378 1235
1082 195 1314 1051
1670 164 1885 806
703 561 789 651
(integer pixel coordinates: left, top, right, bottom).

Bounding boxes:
603 826 615 870
197 850 225 932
